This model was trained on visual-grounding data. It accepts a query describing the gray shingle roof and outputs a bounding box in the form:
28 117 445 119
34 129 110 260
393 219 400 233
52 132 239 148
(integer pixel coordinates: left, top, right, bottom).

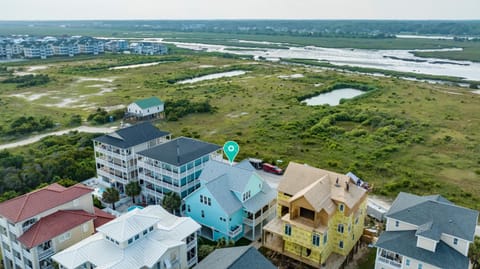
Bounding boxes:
243 183 276 213
199 159 254 193
194 246 276 269
137 137 220 166
386 192 478 241
204 176 242 215
376 230 469 269
93 122 170 149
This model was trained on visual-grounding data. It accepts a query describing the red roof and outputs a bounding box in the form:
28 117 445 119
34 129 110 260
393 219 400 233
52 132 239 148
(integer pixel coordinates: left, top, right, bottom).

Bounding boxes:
17 210 95 248
0 183 93 223
93 207 115 230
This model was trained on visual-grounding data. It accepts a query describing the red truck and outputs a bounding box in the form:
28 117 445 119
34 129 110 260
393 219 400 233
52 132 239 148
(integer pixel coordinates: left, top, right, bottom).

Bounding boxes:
262 163 283 175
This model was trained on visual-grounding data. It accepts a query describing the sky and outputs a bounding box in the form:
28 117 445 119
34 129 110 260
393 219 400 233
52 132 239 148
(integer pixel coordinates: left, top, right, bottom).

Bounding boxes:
1 0 479 20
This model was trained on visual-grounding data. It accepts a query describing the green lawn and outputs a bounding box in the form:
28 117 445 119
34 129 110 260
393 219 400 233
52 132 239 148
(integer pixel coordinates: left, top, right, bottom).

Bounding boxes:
1 51 479 211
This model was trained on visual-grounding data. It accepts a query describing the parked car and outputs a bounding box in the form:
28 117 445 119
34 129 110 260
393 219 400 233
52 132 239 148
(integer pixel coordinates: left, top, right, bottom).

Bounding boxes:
248 158 263 169
262 163 283 175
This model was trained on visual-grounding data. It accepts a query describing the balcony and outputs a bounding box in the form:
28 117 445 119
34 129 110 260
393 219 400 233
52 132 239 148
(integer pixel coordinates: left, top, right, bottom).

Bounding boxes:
38 247 54 261
228 225 242 238
95 158 128 173
97 169 128 185
243 206 276 226
377 249 402 268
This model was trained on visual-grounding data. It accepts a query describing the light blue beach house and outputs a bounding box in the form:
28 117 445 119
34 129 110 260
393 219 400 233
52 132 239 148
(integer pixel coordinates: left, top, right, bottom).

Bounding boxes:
184 160 276 242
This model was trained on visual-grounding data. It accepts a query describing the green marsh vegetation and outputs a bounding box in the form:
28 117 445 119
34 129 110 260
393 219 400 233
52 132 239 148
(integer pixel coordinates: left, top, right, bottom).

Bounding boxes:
0 51 479 210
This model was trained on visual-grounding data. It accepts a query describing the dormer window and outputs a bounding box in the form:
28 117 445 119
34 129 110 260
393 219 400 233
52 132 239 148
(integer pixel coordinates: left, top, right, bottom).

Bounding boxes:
339 204 344 212
395 220 399 227
453 238 458 245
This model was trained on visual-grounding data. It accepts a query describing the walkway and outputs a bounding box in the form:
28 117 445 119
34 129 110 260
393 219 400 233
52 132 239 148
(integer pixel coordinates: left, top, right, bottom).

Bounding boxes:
0 125 116 150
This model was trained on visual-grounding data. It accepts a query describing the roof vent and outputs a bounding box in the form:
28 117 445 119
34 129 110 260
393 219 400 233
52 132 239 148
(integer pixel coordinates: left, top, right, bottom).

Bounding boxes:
345 181 350 192
335 177 340 187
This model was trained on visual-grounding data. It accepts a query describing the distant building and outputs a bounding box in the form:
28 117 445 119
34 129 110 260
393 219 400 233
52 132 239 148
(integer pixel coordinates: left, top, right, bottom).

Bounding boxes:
262 162 367 268
194 246 277 269
184 160 276 241
93 122 171 194
375 192 478 269
23 42 54 59
52 41 80 57
0 183 114 269
130 42 168 55
137 137 221 205
126 96 165 120
105 40 129 53
78 37 104 55
52 205 201 269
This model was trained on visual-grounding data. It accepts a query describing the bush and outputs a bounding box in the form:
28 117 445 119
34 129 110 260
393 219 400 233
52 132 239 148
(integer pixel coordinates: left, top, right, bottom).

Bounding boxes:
2 74 51 88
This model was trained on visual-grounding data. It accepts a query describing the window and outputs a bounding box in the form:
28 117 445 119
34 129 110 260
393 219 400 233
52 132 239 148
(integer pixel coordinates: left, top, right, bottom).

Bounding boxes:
454 238 458 245
323 232 328 244
418 264 423 269
339 204 344 212
201 210 205 218
312 234 320 246
149 226 154 232
208 197 211 206
187 205 191 212
339 240 344 249
406 259 410 266
134 234 140 240
59 232 71 242
143 229 148 235
337 224 344 233
300 207 315 221
82 223 89 233
355 217 359 224
395 220 399 227
284 224 292 236
128 238 133 245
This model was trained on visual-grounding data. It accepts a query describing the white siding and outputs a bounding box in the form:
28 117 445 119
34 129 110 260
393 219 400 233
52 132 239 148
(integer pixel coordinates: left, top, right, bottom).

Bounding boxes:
416 236 437 252
441 233 469 256
385 217 418 231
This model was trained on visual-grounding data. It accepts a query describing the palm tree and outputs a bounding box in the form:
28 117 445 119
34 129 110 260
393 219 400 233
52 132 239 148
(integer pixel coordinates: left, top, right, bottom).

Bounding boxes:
162 192 181 215
125 181 141 204
102 187 120 210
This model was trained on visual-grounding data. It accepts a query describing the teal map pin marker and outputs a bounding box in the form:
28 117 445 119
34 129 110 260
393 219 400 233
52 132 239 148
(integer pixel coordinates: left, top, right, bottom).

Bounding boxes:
223 141 239 165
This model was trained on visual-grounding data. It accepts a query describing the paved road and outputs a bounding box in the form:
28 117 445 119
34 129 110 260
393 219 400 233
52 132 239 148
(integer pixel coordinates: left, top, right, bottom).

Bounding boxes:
0 126 116 150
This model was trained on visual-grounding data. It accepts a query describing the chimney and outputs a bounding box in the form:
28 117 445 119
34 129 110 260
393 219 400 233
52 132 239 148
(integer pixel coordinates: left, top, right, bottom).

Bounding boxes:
345 181 350 192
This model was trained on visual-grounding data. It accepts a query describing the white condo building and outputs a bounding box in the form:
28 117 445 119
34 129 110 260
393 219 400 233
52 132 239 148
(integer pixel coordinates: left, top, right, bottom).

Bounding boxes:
93 122 170 194
52 205 201 269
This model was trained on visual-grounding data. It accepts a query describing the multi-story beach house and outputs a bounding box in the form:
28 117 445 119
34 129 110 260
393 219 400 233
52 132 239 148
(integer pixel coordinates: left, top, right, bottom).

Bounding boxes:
130 42 168 55
184 160 276 242
137 137 221 205
52 205 201 269
23 42 54 59
262 162 367 268
375 192 478 269
93 122 171 194
0 183 114 269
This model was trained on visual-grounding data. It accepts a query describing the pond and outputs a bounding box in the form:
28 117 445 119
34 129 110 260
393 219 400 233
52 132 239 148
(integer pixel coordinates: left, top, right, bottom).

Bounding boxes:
177 70 246 84
302 88 365 106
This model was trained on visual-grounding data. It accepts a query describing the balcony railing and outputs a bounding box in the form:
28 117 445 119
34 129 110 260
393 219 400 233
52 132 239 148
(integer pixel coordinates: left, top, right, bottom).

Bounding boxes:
378 256 401 268
228 226 242 238
243 206 276 226
38 248 54 261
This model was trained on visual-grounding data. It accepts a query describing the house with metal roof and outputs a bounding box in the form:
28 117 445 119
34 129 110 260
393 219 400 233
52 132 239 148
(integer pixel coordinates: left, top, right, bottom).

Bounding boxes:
262 162 367 268
0 183 115 269
194 246 277 269
184 159 276 242
137 137 222 206
52 205 201 269
127 96 165 120
93 122 170 194
374 192 478 269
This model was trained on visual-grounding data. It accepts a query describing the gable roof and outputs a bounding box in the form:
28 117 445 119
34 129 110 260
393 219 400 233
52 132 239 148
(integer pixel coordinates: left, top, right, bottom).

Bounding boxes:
18 210 95 249
204 176 243 215
194 246 276 269
133 97 164 109
386 192 478 241
376 230 469 269
137 137 220 166
280 162 366 212
0 183 93 223
93 122 170 149
199 159 255 193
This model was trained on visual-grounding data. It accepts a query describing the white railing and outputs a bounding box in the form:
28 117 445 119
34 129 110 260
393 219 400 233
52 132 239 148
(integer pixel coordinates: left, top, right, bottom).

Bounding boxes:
228 226 242 238
38 248 54 261
378 256 401 268
95 158 128 172
243 206 276 226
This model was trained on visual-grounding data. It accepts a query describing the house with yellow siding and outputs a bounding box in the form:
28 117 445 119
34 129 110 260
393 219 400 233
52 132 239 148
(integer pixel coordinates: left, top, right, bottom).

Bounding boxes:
263 162 367 268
